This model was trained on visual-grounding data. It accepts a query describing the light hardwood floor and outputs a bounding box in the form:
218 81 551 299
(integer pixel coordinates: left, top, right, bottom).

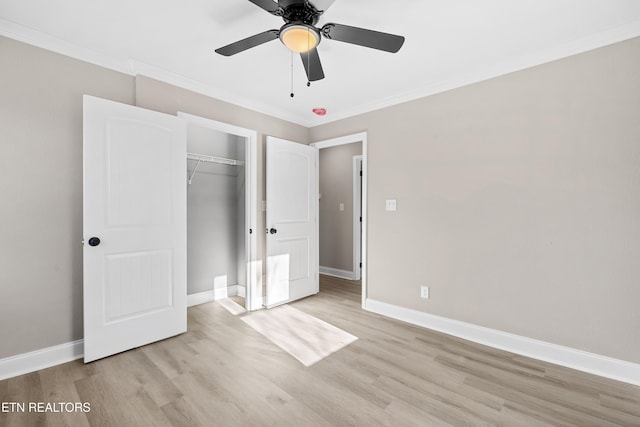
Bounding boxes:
1 275 639 426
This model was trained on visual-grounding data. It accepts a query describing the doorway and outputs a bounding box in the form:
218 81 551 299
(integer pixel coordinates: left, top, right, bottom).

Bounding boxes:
311 132 368 307
178 113 258 311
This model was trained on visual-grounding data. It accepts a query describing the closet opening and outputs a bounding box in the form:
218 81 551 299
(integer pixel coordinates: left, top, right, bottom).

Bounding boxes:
179 113 258 312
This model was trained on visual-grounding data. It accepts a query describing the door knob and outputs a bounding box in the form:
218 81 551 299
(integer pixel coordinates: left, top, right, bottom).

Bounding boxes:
88 237 101 247
269 228 277 234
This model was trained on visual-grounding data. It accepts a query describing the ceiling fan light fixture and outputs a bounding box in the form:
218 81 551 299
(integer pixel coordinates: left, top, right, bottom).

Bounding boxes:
280 24 319 53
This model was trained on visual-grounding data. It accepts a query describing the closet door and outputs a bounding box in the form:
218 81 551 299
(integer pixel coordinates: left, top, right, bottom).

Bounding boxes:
265 136 319 307
83 95 187 362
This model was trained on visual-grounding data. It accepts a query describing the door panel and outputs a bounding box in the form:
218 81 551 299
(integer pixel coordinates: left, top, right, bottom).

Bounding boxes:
83 95 187 362
106 121 174 226
266 137 318 307
104 250 172 323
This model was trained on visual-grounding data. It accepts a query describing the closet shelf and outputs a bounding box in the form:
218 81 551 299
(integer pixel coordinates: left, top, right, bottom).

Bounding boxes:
187 152 244 166
187 152 244 185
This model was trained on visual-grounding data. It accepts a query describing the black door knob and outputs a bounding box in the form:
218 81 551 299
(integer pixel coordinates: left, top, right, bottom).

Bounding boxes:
269 228 277 234
88 237 101 247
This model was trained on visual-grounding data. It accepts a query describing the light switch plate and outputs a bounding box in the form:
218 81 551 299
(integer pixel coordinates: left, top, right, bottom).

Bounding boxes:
339 203 345 211
385 199 397 211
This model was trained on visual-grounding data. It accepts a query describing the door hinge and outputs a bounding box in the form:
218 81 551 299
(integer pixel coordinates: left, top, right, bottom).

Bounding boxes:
359 216 362 222
360 170 363 176
359 262 362 268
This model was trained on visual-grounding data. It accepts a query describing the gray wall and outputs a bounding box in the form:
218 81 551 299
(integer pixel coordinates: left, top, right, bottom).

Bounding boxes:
310 36 640 364
319 142 362 272
0 36 135 359
187 125 242 295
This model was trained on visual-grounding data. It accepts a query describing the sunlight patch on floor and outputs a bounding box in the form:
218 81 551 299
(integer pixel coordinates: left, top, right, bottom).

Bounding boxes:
218 297 247 315
241 304 358 367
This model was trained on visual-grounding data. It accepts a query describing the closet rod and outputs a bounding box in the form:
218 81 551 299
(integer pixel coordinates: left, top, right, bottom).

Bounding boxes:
187 152 244 166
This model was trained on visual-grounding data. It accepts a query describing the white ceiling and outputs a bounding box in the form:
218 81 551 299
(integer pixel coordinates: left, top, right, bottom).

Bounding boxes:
1 1 639 126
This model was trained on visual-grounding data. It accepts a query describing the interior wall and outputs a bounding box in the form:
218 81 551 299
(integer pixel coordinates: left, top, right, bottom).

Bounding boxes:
5 26 637 368
0 36 135 359
0 37 307 361
310 36 640 364
187 125 241 295
319 142 362 272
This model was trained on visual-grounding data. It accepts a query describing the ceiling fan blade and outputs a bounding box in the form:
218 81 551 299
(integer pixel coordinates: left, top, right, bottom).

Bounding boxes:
321 23 405 53
249 0 284 15
215 30 280 56
300 48 325 81
309 0 337 13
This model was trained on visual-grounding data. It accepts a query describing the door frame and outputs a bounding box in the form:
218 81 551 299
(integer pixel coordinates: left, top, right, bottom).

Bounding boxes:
310 132 368 308
177 112 260 311
353 155 363 281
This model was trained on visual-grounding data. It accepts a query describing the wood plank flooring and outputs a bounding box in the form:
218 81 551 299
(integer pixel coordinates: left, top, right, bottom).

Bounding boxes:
2 275 639 426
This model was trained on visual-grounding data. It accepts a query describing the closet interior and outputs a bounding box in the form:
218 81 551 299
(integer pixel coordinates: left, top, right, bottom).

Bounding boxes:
186 123 248 308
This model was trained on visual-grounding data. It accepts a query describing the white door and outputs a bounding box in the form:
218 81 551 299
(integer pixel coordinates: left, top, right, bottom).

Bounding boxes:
83 95 187 362
266 137 319 307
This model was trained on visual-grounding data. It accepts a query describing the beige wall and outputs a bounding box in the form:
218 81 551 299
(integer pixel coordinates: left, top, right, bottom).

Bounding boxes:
0 37 135 358
0 37 307 360
319 142 362 272
2 31 639 367
310 37 640 364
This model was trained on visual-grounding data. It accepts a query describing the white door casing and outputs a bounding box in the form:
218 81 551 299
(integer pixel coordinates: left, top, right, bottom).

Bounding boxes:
177 112 259 311
353 155 363 281
83 95 187 362
310 132 368 308
266 137 319 307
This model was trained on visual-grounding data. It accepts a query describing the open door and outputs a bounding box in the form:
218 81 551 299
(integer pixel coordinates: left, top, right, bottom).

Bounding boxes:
83 95 187 362
265 137 319 307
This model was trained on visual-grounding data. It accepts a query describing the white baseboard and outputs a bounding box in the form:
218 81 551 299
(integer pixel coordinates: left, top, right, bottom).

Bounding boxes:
7 300 637 387
365 298 640 387
237 285 246 298
319 266 354 280
187 285 239 307
2 286 243 380
0 340 84 381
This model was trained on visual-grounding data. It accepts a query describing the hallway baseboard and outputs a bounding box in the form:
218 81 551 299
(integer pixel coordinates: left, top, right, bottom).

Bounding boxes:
319 266 354 280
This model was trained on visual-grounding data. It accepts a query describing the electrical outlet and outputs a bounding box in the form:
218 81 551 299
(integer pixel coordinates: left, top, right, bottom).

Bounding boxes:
420 286 430 299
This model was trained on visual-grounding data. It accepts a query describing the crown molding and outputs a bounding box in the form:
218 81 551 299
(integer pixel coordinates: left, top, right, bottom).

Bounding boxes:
0 18 312 127
0 18 135 75
131 61 312 126
308 17 640 127
2 16 639 129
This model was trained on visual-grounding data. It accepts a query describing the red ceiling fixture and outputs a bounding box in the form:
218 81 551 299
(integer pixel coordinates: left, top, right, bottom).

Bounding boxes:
312 108 327 116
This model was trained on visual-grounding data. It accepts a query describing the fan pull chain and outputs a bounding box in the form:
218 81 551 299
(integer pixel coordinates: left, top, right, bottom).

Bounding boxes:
307 34 311 87
290 51 294 98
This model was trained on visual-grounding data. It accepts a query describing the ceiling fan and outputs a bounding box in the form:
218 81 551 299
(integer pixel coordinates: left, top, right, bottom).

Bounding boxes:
215 0 405 82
